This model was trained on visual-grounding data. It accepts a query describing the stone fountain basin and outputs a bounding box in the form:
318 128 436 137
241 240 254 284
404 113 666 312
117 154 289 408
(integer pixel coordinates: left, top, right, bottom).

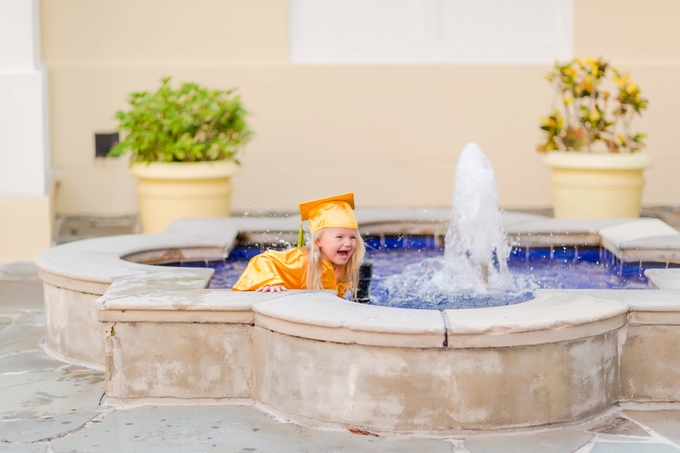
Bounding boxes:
35 211 680 434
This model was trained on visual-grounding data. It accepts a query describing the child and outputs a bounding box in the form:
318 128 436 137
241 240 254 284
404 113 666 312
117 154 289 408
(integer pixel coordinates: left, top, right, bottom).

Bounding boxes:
231 193 366 299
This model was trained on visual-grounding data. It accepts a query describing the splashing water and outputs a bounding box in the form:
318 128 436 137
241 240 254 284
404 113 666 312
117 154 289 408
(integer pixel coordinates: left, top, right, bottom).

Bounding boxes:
445 142 511 287
380 143 531 308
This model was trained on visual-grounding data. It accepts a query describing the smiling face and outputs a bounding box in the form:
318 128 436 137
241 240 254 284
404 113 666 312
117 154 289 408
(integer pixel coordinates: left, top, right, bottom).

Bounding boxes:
315 227 358 266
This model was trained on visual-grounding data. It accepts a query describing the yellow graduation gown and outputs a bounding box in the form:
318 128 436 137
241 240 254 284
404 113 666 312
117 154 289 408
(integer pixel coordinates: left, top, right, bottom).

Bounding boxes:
231 248 351 297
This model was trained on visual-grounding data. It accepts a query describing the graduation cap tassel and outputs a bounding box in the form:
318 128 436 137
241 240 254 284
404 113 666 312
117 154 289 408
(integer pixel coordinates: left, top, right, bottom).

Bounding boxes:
297 220 305 248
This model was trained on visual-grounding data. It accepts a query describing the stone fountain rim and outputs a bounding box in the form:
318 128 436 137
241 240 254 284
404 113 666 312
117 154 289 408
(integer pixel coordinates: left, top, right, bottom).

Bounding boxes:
34 209 680 352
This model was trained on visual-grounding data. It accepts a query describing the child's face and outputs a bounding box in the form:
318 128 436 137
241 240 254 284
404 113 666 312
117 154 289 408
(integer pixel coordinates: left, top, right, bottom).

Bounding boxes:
315 227 358 266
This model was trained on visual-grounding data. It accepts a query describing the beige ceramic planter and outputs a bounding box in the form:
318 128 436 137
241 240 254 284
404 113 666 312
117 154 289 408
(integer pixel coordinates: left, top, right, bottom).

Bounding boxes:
544 152 651 219
130 161 238 233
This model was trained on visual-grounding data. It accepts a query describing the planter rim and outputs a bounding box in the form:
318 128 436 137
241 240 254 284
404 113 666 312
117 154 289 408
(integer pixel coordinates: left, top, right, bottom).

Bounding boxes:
130 160 239 180
544 151 652 170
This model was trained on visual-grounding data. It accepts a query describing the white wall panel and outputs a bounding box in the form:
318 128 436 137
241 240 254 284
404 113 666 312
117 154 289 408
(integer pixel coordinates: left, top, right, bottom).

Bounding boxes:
0 71 46 197
0 0 37 70
0 0 46 198
291 0 572 63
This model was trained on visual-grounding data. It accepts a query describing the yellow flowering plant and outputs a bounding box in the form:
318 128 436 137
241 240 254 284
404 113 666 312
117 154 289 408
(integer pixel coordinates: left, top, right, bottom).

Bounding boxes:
538 57 648 153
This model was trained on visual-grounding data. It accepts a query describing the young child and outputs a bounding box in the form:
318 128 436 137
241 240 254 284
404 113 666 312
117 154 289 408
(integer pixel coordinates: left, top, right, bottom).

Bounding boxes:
231 193 366 299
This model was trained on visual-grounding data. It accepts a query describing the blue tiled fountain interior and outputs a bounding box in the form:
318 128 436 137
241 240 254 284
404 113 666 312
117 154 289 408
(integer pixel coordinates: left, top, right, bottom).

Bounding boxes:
162 232 678 310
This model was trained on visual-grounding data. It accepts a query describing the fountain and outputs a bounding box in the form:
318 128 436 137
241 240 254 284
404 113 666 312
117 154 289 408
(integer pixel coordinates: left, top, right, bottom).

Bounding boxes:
373 143 521 308
445 143 511 285
35 143 680 434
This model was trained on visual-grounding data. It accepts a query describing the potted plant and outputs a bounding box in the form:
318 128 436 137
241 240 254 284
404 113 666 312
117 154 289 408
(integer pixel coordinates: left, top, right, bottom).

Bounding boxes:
537 57 650 218
109 77 252 232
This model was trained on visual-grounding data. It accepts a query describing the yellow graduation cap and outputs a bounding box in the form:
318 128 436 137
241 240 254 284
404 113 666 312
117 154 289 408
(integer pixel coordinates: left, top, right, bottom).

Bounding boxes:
297 193 357 246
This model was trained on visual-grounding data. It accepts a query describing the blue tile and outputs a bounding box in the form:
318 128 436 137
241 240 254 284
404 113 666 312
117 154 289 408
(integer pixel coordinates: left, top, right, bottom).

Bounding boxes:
405 235 430 249
383 235 404 249
182 261 208 268
510 247 527 262
553 245 576 260
620 262 642 277
228 245 261 260
527 247 551 260
577 246 601 262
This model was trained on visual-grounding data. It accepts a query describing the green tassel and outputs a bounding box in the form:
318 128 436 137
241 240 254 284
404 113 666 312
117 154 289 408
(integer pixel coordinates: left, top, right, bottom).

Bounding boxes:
297 221 305 248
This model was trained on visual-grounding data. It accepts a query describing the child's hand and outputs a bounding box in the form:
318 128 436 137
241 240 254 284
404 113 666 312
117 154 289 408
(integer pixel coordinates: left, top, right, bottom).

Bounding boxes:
256 285 287 293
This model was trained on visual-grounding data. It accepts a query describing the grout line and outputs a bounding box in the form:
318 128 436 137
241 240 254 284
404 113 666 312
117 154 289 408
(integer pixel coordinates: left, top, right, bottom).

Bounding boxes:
29 408 115 444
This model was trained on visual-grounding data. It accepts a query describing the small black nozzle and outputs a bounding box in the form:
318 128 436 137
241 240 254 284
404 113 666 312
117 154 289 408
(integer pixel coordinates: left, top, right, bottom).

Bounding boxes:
356 259 373 303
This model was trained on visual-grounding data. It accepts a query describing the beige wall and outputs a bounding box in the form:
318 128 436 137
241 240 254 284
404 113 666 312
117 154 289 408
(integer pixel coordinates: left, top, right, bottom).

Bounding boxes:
573 0 680 209
41 0 680 216
575 0 680 62
0 197 53 261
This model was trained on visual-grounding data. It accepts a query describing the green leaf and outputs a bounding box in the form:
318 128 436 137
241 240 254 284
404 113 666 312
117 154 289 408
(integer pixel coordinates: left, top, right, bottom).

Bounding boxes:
109 77 253 163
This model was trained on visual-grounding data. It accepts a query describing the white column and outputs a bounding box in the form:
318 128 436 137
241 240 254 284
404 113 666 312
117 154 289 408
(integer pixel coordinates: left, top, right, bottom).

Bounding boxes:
0 0 51 260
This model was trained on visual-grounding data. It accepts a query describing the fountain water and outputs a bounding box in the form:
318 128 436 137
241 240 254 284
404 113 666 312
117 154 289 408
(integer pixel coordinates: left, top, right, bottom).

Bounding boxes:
444 142 510 285
376 143 533 308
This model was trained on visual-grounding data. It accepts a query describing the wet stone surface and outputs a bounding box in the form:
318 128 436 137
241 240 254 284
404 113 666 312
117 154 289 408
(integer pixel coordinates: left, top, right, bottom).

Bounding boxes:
589 416 651 438
621 410 680 445
0 444 50 453
50 406 452 453
2 260 680 452
0 350 66 374
463 430 593 453
0 412 99 443
590 443 680 452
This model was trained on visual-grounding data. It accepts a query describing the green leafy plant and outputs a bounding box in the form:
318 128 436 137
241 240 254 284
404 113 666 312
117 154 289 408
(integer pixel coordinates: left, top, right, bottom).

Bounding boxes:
109 77 252 163
538 57 648 153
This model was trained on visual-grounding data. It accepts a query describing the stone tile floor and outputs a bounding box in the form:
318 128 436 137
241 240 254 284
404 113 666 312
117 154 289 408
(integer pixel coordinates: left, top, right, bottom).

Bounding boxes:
2 261 680 452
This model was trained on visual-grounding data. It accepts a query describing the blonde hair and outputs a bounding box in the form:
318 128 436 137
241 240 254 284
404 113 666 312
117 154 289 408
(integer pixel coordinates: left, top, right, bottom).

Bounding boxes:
306 229 365 300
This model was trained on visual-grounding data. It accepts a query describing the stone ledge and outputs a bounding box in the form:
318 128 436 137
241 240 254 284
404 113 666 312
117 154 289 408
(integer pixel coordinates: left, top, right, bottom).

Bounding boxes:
548 289 680 311
39 269 111 295
645 269 680 290
619 235 680 250
101 310 254 323
42 232 236 255
98 270 213 303
445 292 629 348
99 290 286 323
599 218 680 250
97 289 641 350
37 251 158 286
530 289 680 326
504 218 628 235
34 232 238 293
165 217 298 235
252 291 446 348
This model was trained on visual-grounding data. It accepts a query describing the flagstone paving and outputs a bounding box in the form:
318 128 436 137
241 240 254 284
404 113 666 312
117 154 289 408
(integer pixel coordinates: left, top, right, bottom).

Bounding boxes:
1 261 680 452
